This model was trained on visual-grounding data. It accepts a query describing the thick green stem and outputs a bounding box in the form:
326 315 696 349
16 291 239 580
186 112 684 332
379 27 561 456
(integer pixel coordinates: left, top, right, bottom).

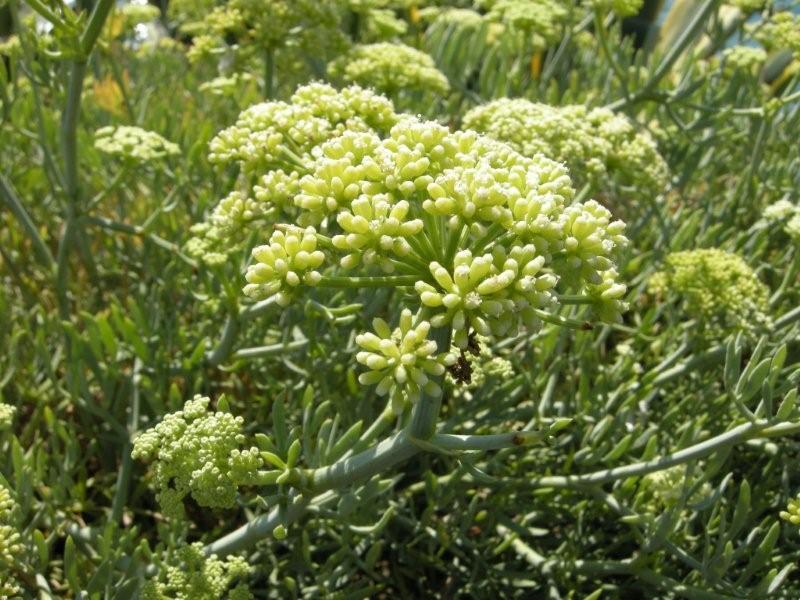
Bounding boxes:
530 419 771 489
408 325 452 439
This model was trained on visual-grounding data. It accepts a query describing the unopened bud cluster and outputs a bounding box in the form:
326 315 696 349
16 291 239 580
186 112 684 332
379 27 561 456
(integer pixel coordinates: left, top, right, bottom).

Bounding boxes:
197 83 630 406
780 494 800 526
648 249 771 340
327 43 450 97
356 309 451 413
141 542 252 600
0 484 22 597
763 199 800 242
132 395 262 518
243 227 325 306
484 0 570 50
94 126 179 162
588 0 644 17
463 99 669 202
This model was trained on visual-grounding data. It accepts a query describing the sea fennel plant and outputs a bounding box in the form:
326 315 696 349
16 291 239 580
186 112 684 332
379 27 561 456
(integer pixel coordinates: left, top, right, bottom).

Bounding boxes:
134 83 629 553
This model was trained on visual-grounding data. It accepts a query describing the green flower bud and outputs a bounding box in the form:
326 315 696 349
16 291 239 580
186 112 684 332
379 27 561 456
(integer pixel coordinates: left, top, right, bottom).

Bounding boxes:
780 494 800 526
131 396 262 518
648 249 772 340
356 309 448 411
328 43 450 97
243 227 326 306
94 126 179 162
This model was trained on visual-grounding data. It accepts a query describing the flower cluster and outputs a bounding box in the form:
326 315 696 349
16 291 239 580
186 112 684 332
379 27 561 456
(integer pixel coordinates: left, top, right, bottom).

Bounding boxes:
202 83 629 406
199 73 255 97
752 12 800 57
463 99 669 203
243 227 326 306
0 484 22 598
483 0 570 50
0 401 14 431
141 543 252 600
94 126 180 162
763 199 800 242
131 395 263 518
727 0 769 13
780 494 800 526
176 0 345 68
327 43 451 97
416 246 559 348
188 83 398 262
640 465 710 511
648 249 772 340
588 0 644 17
120 2 161 27
356 309 451 412
447 334 515 399
719 45 767 77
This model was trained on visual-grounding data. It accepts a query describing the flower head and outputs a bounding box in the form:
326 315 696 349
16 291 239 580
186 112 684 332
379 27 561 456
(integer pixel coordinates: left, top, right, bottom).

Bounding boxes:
648 249 772 340
132 395 263 518
356 309 450 412
327 43 450 97
243 227 325 306
94 126 179 162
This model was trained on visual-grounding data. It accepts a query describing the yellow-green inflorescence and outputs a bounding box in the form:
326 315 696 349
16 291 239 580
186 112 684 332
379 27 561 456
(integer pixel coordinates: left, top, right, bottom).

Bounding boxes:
463 99 669 203
131 395 263 518
327 42 450 97
356 309 452 413
0 484 23 598
196 83 630 407
648 249 772 340
588 0 644 17
780 494 800 526
719 45 767 77
763 199 800 242
141 542 252 600
752 12 800 57
94 126 180 162
483 0 571 50
0 401 15 431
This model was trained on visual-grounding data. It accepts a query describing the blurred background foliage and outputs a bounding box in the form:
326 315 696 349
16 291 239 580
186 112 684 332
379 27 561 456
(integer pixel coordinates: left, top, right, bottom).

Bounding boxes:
1 0 800 598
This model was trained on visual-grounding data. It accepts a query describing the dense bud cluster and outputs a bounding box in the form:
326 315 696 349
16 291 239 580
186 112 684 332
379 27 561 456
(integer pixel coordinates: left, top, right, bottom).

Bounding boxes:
188 83 398 261
356 309 451 412
174 0 345 67
463 99 669 202
0 401 14 430
640 465 710 511
0 484 22 598
727 0 769 12
648 249 771 340
327 43 451 97
483 0 570 50
752 12 800 57
719 45 767 77
94 126 180 162
199 73 255 97
763 199 800 242
416 247 559 348
780 494 800 526
200 83 629 404
141 543 252 600
132 395 262 518
447 334 515 398
243 227 326 306
588 0 644 17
